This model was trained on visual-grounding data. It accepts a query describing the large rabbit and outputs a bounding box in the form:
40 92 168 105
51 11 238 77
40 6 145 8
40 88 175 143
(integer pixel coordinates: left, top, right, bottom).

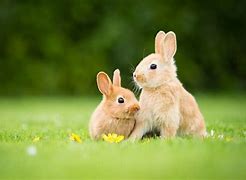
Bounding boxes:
89 69 140 140
130 31 206 140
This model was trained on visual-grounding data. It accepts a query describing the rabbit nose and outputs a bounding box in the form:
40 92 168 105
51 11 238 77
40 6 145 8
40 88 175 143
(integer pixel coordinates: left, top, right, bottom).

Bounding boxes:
134 74 145 82
133 73 137 78
129 104 140 113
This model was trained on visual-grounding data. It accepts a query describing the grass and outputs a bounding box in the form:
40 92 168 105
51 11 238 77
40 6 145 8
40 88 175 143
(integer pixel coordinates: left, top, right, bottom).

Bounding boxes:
0 94 245 179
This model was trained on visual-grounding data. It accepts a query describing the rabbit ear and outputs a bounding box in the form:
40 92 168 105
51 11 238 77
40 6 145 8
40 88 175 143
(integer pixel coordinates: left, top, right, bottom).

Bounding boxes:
161 31 177 62
155 31 166 54
113 69 121 87
97 72 112 96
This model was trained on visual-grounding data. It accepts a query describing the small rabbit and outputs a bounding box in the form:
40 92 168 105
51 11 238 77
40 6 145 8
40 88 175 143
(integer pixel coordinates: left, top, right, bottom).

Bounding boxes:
89 69 140 140
130 31 206 140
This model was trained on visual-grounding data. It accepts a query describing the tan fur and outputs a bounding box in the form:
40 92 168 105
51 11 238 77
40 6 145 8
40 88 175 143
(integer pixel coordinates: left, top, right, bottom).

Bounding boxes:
89 69 140 140
130 31 206 140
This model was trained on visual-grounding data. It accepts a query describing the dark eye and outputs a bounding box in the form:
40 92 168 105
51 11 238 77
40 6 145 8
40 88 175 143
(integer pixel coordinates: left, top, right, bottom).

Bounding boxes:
118 97 125 104
150 64 157 70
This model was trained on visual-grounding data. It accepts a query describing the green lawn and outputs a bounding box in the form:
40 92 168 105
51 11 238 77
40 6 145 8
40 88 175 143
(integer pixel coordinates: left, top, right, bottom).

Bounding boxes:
0 94 245 179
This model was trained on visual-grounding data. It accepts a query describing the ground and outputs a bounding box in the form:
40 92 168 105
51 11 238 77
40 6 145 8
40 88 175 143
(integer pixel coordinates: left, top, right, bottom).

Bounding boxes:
0 94 245 179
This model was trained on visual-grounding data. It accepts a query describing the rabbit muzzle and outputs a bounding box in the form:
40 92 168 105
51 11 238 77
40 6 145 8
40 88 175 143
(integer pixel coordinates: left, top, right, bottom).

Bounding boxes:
134 73 146 83
127 104 140 115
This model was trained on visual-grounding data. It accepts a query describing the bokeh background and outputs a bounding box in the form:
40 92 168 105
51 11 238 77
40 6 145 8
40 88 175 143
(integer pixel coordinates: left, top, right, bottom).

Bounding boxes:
1 1 246 179
0 0 246 96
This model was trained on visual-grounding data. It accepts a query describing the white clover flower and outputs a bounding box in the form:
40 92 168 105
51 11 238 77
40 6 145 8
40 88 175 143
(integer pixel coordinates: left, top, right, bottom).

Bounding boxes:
27 145 37 156
210 129 215 137
218 134 224 140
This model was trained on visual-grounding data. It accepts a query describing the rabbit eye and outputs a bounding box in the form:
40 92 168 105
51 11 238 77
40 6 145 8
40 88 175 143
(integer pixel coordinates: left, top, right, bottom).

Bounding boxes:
150 64 157 70
118 97 125 104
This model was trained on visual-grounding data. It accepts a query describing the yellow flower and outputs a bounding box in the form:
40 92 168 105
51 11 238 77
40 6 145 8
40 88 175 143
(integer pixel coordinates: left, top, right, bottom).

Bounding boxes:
32 136 40 143
142 138 151 144
69 133 82 143
102 133 124 143
226 137 233 142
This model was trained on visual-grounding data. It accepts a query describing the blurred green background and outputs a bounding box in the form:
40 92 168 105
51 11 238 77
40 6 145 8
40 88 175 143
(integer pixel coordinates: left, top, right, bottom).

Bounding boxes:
0 0 245 96
0 1 246 179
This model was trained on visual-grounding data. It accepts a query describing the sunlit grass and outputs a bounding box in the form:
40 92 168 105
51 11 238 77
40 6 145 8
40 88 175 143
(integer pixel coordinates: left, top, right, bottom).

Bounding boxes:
0 94 245 179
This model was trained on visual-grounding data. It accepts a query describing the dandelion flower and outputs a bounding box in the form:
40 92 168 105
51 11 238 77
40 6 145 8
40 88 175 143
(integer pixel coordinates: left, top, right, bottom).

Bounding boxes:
32 136 40 143
102 133 124 143
69 133 82 143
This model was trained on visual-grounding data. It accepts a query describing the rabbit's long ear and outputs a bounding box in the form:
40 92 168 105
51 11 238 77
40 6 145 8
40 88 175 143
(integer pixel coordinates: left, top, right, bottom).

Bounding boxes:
155 31 165 54
97 72 112 96
113 69 121 87
161 31 177 62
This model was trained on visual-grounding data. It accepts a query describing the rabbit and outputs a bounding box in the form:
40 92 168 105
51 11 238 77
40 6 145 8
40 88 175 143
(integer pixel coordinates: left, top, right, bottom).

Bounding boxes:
89 69 140 140
130 31 206 140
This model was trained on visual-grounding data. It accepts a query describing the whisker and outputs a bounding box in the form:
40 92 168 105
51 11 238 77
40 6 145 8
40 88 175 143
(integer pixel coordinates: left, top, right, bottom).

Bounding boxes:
128 75 142 97
127 56 143 97
142 48 146 59
129 64 135 74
